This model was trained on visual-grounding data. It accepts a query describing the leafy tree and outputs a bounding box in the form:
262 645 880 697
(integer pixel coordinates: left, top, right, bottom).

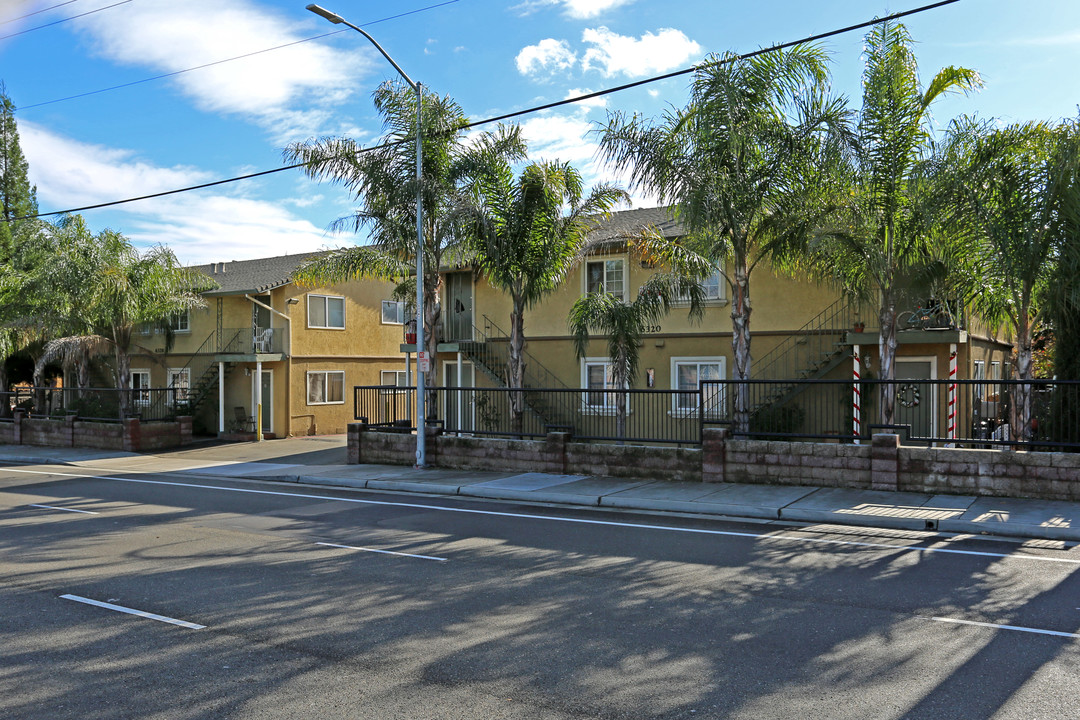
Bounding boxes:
462 157 627 433
285 81 526 378
569 271 706 441
598 44 847 431
948 118 1080 442
811 20 980 427
0 82 38 256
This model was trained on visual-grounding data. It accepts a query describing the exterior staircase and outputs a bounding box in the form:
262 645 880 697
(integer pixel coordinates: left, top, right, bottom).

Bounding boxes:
146 329 242 419
748 297 858 415
457 315 580 431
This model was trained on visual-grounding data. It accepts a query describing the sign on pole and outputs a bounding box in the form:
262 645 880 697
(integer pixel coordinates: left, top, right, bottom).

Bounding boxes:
418 351 431 373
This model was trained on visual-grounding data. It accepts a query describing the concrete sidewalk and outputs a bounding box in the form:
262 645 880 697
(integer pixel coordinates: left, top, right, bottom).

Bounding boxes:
1 436 1079 542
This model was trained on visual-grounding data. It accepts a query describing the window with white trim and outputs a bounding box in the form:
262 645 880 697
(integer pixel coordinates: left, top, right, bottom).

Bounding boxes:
677 266 724 303
170 310 190 333
581 358 627 411
671 357 726 416
308 294 345 329
130 370 151 407
168 368 191 405
381 300 406 325
307 370 344 404
585 259 625 300
381 370 409 387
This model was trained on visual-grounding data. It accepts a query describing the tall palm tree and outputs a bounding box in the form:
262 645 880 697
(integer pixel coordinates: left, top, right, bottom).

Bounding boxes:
812 20 981 427
285 82 526 372
462 158 628 432
569 272 706 441
946 117 1080 443
599 44 847 431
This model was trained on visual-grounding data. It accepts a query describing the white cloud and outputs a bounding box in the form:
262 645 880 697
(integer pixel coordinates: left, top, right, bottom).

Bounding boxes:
72 0 373 140
20 123 341 265
516 38 577 76
564 88 607 111
512 0 635 19
581 26 701 77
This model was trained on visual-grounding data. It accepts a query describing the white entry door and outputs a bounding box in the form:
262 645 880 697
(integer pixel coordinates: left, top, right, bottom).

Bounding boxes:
895 359 936 441
250 370 273 434
443 361 475 433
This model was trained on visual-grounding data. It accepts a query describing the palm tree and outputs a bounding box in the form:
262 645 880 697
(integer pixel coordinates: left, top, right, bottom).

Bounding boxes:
35 226 212 417
812 20 981 427
461 158 628 432
946 117 1080 443
569 272 706 441
599 44 847 431
285 82 526 373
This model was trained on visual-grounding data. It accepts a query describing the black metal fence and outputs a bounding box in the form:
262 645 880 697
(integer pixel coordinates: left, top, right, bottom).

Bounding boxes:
1 387 190 423
354 378 1080 451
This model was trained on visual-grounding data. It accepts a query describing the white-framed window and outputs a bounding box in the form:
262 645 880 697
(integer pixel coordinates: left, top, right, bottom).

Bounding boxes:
168 368 191 406
671 357 726 416
677 266 724 303
307 370 345 405
381 300 407 325
307 294 345 329
580 358 627 412
130 370 151 407
380 369 409 390
170 309 190 333
585 259 625 300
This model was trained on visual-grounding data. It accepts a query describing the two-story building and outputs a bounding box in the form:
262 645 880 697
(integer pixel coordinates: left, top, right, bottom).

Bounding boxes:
130 251 408 438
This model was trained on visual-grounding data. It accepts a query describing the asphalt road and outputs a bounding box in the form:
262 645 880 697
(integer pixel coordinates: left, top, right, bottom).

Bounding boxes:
2 462 1080 720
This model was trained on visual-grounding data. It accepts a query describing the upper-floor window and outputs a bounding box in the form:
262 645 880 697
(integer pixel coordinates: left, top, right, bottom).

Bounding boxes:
585 259 625 300
381 300 406 325
676 266 724 303
171 310 190 333
308 294 345 329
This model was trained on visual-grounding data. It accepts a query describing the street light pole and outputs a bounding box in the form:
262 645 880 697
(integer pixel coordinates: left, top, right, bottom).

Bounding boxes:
306 4 426 468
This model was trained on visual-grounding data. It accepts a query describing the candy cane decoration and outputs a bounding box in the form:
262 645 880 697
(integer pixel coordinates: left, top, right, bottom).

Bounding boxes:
853 345 861 444
947 345 957 446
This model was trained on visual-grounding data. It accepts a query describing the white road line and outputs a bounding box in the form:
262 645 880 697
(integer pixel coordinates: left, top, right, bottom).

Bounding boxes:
316 541 447 562
60 594 206 630
28 503 98 514
6 466 1080 566
924 616 1080 639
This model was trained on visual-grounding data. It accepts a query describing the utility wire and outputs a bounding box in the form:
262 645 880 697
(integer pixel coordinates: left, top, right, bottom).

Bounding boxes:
17 0 462 111
14 0 962 221
0 0 132 41
1 0 82 26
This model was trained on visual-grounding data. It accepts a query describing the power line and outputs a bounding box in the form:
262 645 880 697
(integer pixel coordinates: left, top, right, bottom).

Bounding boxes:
17 0 462 111
1 0 83 26
13 0 963 221
0 0 133 41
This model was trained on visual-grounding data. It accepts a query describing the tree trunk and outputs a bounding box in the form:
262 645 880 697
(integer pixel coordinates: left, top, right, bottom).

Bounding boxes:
730 255 752 433
878 291 898 428
508 297 526 435
116 347 131 419
422 274 441 421
1009 313 1034 447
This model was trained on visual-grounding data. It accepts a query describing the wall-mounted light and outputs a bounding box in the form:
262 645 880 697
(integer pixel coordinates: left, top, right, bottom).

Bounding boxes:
244 368 252 376
286 298 300 305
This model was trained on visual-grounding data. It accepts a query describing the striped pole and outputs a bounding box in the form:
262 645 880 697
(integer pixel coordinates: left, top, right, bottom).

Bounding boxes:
947 345 958 446
853 345 861 444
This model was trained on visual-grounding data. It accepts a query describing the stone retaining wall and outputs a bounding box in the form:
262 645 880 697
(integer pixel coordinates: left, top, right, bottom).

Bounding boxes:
4 410 193 451
349 423 1080 501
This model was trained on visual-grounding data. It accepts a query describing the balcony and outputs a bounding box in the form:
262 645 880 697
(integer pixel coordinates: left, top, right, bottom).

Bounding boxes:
214 327 287 360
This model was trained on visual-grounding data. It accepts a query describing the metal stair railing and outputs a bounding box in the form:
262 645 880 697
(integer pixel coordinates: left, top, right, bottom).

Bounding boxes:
458 315 580 429
145 328 242 419
749 297 858 414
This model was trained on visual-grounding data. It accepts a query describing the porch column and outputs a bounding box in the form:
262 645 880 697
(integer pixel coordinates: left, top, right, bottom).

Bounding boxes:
255 359 263 442
947 344 958 447
853 345 861 444
218 361 225 434
456 351 463 432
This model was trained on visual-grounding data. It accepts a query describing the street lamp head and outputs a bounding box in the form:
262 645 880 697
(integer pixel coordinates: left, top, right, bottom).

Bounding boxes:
306 4 344 24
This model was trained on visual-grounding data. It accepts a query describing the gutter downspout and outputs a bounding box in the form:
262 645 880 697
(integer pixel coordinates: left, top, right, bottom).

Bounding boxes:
246 294 293 438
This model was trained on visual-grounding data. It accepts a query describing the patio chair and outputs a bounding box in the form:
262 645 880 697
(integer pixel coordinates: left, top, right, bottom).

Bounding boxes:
232 406 255 433
254 328 274 353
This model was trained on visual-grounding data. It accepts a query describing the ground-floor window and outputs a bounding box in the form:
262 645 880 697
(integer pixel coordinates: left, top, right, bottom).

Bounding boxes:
307 370 344 405
168 368 190 405
130 370 151 407
381 369 409 387
671 357 725 415
581 358 624 411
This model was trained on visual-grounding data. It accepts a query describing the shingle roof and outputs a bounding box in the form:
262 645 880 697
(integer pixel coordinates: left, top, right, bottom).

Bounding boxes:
586 206 683 242
194 250 333 296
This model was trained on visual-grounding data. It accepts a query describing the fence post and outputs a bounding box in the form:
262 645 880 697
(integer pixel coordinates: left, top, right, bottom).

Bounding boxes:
13 408 24 445
123 416 140 452
64 413 75 447
545 431 569 474
348 422 368 464
871 432 900 491
702 426 727 483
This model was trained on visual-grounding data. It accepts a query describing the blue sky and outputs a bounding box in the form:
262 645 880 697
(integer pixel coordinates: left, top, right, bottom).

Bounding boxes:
2 0 1079 265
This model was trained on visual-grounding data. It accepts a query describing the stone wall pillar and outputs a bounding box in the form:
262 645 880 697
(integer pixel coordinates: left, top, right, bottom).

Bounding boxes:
177 416 193 446
871 433 900 491
702 427 728 483
122 417 141 452
347 422 366 464
63 414 75 447
544 431 569 474
13 409 24 445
